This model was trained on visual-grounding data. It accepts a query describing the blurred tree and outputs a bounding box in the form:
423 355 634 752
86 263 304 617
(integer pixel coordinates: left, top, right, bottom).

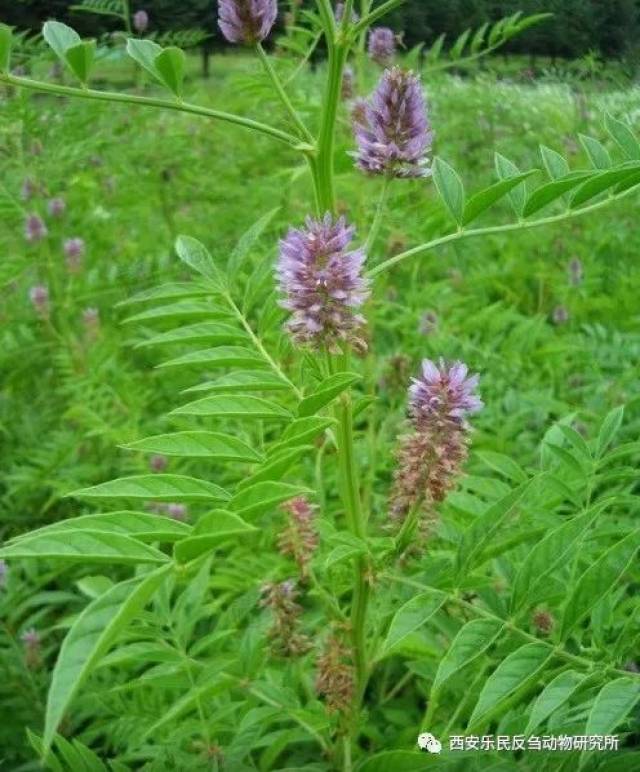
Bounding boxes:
2 0 640 63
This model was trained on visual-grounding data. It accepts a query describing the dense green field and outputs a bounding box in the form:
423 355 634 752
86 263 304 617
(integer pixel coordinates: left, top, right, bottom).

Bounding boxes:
1 44 639 770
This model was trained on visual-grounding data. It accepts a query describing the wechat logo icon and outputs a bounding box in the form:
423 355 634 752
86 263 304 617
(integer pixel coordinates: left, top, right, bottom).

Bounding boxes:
417 732 442 754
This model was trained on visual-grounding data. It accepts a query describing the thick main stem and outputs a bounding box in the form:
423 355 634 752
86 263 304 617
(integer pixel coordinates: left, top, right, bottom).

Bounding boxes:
315 42 349 213
312 7 369 762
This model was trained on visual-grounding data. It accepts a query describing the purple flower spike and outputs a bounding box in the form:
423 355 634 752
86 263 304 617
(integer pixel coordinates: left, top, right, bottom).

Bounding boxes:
133 10 149 33
47 197 66 218
64 237 85 273
342 65 355 100
25 214 48 243
218 0 278 44
368 27 396 65
29 284 50 318
353 67 433 178
391 358 482 524
409 358 482 431
276 214 370 352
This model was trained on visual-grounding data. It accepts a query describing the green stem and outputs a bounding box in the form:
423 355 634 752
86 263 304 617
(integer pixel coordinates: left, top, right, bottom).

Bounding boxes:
316 38 349 213
224 292 303 399
255 43 315 144
335 389 370 701
0 74 300 147
364 176 391 254
122 0 132 34
353 0 408 35
368 187 640 278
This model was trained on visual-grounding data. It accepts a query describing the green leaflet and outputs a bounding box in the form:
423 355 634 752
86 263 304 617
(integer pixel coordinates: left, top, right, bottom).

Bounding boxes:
70 474 230 503
269 417 336 452
462 171 537 225
134 322 246 349
157 345 266 370
175 234 227 290
125 38 162 78
522 171 592 217
579 134 612 170
43 20 80 60
494 152 527 215
540 145 570 179
236 445 311 489
7 511 190 544
182 370 290 394
297 372 361 417
171 394 291 420
432 618 503 693
229 481 313 519
123 431 263 462
584 678 640 735
596 405 625 458
153 46 185 96
44 564 172 752
174 510 257 563
510 507 600 613
121 299 231 324
456 481 531 575
380 592 445 657
433 157 465 224
0 529 168 565
604 112 640 160
467 643 553 731
117 282 211 306
525 670 587 733
560 528 640 640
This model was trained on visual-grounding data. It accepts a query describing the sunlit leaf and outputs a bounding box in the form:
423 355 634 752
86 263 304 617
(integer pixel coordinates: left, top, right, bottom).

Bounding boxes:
123 431 263 462
70 474 230 503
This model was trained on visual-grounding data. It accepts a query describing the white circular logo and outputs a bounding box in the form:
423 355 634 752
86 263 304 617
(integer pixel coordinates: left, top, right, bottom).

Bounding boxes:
417 732 442 754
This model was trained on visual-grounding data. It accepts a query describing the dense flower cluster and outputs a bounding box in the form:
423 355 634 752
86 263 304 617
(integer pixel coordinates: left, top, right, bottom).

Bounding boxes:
353 67 433 178
278 497 319 580
408 359 482 432
261 580 311 656
368 27 396 64
316 628 354 713
568 257 583 286
29 285 50 319
25 214 47 243
47 197 66 218
276 214 369 352
391 359 482 523
64 237 86 272
341 65 355 100
218 0 278 44
133 9 149 33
